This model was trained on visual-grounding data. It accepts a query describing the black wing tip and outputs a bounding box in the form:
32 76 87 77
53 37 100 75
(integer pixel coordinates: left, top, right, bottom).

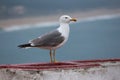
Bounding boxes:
18 45 24 48
18 43 31 48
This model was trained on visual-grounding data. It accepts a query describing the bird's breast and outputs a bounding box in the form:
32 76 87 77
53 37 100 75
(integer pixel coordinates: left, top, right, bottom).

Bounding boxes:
57 25 70 39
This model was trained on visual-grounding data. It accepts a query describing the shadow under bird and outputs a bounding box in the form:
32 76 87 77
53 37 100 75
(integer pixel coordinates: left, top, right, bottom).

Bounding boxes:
18 15 77 63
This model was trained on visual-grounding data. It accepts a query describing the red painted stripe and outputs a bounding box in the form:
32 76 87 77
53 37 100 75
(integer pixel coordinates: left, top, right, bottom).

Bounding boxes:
0 59 119 70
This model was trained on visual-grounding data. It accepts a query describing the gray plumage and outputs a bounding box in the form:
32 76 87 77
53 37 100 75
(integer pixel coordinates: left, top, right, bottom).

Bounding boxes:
18 30 65 48
18 15 77 63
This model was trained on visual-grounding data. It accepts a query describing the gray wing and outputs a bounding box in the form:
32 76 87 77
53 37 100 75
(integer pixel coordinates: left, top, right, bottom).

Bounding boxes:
30 30 65 47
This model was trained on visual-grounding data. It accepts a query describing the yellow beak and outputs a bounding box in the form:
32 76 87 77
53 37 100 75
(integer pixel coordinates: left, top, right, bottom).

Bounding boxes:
70 18 77 22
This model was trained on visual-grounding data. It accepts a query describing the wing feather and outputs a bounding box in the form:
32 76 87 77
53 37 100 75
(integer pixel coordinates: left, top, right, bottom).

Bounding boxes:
30 30 65 47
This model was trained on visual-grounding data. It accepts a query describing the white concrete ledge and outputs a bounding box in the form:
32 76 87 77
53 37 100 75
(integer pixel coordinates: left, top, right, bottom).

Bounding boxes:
0 59 120 80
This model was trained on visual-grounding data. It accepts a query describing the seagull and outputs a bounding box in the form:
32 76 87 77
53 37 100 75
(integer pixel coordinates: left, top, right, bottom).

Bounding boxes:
18 15 77 63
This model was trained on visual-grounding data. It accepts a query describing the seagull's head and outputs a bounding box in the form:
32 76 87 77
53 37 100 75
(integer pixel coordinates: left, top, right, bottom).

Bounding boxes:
59 15 77 24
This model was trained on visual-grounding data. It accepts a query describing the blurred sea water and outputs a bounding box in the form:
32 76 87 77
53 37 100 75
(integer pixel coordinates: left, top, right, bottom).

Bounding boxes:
0 14 120 64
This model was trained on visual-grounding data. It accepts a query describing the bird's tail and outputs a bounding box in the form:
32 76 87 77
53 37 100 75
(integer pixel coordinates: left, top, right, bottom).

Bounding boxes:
18 43 31 48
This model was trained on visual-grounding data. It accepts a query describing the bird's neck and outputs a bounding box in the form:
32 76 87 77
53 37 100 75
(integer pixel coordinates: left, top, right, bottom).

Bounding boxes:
58 23 70 38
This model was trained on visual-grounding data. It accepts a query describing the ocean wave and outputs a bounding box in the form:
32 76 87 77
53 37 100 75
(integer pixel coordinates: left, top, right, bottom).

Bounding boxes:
2 13 120 32
3 22 58 32
79 13 120 22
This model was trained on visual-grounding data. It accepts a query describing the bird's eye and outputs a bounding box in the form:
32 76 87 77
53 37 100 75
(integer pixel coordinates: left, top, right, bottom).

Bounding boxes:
65 17 68 19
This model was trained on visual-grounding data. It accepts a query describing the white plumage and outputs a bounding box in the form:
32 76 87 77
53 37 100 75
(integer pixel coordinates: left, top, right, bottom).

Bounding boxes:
18 15 77 63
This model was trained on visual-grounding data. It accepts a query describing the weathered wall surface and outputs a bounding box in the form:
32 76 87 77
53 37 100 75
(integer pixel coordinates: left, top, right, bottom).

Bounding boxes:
0 59 120 80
